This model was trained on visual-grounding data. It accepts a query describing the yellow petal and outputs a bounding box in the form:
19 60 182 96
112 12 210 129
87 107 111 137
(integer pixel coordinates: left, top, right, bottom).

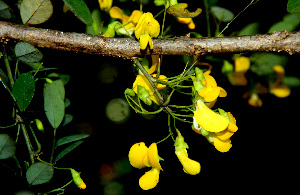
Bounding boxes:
194 100 229 132
219 87 227 97
152 74 167 90
109 6 124 20
128 142 148 169
78 181 87 189
125 10 142 29
188 21 195 30
235 56 250 73
177 17 191 24
99 0 113 11
147 143 163 170
204 86 220 102
215 129 234 140
270 85 291 98
227 112 238 132
139 33 151 50
248 93 262 107
135 13 147 39
213 135 232 152
139 168 160 190
175 149 200 175
148 18 160 37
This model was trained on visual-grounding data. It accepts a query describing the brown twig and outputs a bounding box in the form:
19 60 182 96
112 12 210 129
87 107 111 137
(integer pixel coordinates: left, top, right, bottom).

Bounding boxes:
0 21 299 58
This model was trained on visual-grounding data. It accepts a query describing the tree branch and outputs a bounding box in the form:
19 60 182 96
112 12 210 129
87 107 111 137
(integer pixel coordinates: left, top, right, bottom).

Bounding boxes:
0 21 299 58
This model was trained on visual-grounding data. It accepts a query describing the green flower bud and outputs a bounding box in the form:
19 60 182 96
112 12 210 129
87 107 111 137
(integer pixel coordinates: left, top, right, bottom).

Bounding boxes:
174 130 189 151
192 76 204 93
71 169 86 189
195 67 205 82
200 128 210 136
35 119 44 131
125 88 136 97
137 85 152 105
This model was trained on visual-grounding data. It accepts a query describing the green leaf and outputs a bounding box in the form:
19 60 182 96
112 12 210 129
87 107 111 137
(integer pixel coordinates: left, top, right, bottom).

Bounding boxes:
0 134 16 159
20 0 53 25
55 141 83 162
238 22 260 36
268 13 300 33
15 42 43 63
62 0 92 25
56 134 90 147
0 1 11 19
26 162 54 185
86 9 102 35
250 53 288 76
287 0 300 13
12 73 35 111
44 80 65 129
167 3 202 18
210 6 234 22
283 76 300 87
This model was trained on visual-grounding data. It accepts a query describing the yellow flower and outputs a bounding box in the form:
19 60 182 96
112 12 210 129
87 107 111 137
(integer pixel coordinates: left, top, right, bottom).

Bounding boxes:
135 12 160 50
128 142 163 190
132 57 167 105
139 168 160 190
98 0 113 11
270 65 291 98
174 130 200 175
177 17 195 29
229 56 250 86
109 7 142 34
198 71 227 102
212 112 238 152
175 148 200 175
194 100 229 132
243 83 268 107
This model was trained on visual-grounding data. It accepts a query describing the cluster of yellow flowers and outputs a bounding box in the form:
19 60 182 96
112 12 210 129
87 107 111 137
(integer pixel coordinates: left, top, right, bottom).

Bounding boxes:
128 131 200 190
98 0 196 50
192 66 238 152
223 56 291 107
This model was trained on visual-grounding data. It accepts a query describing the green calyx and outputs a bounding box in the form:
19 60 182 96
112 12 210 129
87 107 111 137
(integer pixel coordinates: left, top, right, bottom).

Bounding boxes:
174 130 189 151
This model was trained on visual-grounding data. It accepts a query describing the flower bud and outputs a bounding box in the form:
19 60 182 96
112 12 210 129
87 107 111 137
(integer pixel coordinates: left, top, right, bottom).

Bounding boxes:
125 88 136 97
137 85 152 105
71 169 86 189
192 76 204 93
195 67 205 82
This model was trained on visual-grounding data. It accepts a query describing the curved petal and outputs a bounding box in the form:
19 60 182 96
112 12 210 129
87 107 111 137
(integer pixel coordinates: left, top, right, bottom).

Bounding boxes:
270 85 291 98
235 56 250 73
139 168 160 190
175 149 201 175
227 112 238 132
215 129 234 140
139 33 151 50
128 142 149 169
109 6 124 20
213 135 232 152
194 100 229 132
147 143 163 170
204 86 220 102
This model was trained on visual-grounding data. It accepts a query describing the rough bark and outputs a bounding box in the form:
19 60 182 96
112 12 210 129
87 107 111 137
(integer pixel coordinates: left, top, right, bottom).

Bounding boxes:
0 21 299 58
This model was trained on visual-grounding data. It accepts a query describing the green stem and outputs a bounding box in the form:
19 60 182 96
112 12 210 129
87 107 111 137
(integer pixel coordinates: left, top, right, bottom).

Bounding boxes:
50 128 57 163
17 115 35 164
3 45 14 87
204 0 211 37
133 58 164 104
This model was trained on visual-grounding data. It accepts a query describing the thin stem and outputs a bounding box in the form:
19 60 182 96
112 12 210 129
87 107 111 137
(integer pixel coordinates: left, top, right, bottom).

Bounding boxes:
160 0 168 38
204 0 211 37
3 45 14 87
167 114 175 142
29 122 41 154
50 128 57 163
133 58 164 104
17 115 35 164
